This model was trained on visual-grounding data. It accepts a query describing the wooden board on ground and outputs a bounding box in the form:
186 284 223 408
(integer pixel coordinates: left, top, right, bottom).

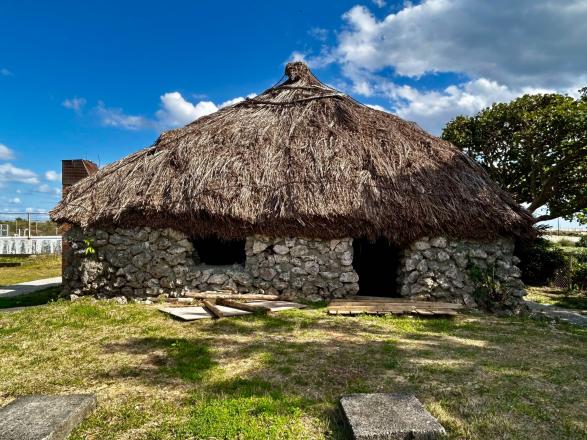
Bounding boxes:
202 299 253 318
159 306 213 321
244 300 307 312
327 296 462 317
330 299 463 310
185 291 280 301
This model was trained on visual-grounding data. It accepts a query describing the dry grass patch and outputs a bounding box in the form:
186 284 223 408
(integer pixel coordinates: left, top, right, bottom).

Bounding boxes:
0 299 585 439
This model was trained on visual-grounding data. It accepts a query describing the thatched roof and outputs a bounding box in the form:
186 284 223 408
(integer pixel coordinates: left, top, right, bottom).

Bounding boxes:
51 62 534 244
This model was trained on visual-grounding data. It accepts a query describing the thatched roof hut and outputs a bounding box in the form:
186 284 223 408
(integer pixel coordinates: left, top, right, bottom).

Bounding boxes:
51 62 533 245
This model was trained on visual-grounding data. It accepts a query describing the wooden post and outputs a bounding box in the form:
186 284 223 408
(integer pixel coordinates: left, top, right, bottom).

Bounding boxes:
202 299 225 319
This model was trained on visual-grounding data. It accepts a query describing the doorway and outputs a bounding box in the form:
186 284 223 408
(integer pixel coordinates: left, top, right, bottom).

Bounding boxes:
352 237 401 297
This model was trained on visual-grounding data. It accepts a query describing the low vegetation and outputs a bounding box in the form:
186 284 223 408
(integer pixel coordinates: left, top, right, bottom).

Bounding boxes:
0 255 61 285
526 286 587 310
0 299 585 439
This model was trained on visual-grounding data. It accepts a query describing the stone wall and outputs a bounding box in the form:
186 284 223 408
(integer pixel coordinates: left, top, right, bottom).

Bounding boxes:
62 227 358 300
63 227 525 310
397 236 525 311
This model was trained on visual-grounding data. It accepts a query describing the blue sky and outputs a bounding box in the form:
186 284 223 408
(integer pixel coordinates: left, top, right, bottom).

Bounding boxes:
0 0 585 228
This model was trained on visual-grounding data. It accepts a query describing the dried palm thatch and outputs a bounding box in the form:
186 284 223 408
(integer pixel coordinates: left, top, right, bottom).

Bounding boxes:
50 62 534 244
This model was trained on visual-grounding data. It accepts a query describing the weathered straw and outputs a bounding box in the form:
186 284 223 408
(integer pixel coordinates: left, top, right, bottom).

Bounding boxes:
50 62 534 244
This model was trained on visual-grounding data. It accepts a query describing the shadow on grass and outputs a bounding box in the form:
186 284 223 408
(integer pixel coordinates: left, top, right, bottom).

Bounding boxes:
0 286 61 309
102 337 216 383
91 308 587 439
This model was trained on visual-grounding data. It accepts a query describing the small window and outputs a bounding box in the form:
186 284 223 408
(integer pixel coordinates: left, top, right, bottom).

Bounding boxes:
193 236 246 266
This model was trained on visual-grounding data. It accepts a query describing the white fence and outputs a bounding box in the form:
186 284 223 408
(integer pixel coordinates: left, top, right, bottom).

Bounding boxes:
0 236 62 255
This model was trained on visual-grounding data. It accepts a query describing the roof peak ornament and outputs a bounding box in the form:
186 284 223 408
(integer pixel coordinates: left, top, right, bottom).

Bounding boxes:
285 61 312 82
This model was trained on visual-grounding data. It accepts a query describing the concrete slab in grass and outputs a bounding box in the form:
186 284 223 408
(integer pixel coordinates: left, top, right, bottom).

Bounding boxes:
0 394 97 440
340 393 446 440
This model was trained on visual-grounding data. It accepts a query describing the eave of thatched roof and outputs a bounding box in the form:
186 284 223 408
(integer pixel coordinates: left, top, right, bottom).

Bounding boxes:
50 62 534 244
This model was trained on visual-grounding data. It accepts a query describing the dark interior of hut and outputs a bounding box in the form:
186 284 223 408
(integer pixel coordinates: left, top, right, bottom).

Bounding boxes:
192 236 246 266
352 237 401 297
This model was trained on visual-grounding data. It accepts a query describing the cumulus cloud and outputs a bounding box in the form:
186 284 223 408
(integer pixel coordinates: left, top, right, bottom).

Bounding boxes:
0 143 15 160
0 163 39 184
155 92 218 128
8 197 21 204
37 184 61 195
372 0 386 7
336 1 587 89
62 97 87 112
96 101 148 130
97 91 256 131
45 170 61 182
308 27 329 41
386 78 554 133
299 0 587 133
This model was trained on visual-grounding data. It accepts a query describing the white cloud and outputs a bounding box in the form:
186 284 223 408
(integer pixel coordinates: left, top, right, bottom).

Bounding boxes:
372 0 386 7
385 78 531 133
0 68 11 76
26 207 47 213
365 103 388 112
219 94 257 108
62 97 87 112
300 1 587 134
0 163 39 184
97 91 255 131
96 101 149 130
45 170 61 182
155 92 218 128
8 197 21 204
309 27 329 41
335 1 587 89
0 143 15 160
37 184 61 195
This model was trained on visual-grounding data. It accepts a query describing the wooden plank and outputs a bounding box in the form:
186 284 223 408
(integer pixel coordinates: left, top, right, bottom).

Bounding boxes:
202 300 253 318
217 298 270 313
331 296 416 303
214 305 253 317
329 300 463 310
427 309 458 316
158 306 213 321
185 291 279 301
246 300 307 312
202 299 226 318
412 309 434 316
327 305 417 312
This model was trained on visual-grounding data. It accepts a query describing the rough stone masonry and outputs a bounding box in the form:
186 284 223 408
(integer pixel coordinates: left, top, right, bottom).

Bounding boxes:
63 227 526 310
63 227 359 301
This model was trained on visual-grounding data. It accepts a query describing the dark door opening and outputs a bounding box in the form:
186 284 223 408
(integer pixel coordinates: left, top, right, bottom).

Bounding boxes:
192 236 246 266
352 237 401 297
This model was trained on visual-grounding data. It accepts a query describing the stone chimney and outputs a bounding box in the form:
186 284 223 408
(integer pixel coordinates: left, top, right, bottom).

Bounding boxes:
62 159 99 195
61 159 98 278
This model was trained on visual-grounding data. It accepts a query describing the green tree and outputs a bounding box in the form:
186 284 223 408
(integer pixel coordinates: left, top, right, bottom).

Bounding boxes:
442 92 587 223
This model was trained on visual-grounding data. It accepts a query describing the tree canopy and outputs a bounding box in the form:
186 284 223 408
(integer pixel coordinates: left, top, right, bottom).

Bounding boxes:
442 91 587 223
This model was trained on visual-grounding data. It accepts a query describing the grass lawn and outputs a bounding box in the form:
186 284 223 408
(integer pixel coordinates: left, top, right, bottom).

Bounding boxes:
0 255 61 285
526 286 587 311
0 300 585 439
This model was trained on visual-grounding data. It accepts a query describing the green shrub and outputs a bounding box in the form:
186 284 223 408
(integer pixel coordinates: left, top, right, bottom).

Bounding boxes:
577 236 587 248
515 237 567 285
571 263 587 291
557 238 576 247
